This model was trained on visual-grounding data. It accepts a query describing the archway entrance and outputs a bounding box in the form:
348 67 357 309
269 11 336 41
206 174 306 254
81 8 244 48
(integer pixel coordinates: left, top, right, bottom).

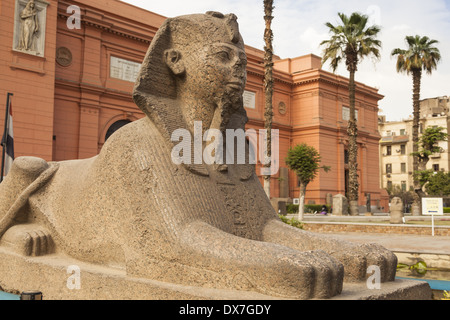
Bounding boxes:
105 119 131 142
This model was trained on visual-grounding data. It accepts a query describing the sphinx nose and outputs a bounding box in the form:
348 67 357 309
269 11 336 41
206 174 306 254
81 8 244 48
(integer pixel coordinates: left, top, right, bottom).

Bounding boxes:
233 63 246 80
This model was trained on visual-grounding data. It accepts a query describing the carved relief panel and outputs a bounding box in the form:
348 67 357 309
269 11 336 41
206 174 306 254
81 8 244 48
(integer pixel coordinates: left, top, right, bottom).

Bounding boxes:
13 0 49 57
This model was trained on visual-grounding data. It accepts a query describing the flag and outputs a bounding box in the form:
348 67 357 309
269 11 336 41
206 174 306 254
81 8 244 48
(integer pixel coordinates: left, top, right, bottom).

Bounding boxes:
1 95 14 179
4 102 14 174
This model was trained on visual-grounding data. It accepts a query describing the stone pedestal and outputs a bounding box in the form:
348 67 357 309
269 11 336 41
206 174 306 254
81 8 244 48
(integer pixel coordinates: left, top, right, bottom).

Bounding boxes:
332 194 348 215
390 197 404 224
349 200 359 216
0 248 432 300
411 203 421 216
278 167 289 199
270 198 287 215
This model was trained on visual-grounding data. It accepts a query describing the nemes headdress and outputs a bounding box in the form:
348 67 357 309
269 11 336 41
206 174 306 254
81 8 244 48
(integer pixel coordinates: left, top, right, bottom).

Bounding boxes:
133 12 243 103
132 12 247 176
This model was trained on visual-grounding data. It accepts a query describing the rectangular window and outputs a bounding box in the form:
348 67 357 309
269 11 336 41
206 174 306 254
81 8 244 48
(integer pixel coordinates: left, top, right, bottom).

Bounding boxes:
400 144 406 155
386 146 391 156
386 163 392 174
400 129 406 135
387 181 393 190
401 163 406 173
243 91 256 109
433 164 440 172
342 106 358 121
110 56 141 82
344 150 349 164
401 181 407 191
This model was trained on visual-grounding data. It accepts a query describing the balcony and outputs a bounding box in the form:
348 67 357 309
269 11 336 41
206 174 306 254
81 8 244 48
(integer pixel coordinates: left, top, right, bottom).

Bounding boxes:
380 135 409 145
430 153 441 159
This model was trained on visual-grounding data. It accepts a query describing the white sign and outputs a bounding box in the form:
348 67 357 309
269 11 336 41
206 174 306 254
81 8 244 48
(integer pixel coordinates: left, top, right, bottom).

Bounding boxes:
110 56 141 82
422 198 443 216
422 197 443 237
243 90 256 109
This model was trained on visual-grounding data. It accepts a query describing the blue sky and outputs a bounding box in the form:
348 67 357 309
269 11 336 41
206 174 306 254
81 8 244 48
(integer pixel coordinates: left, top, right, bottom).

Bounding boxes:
121 0 450 122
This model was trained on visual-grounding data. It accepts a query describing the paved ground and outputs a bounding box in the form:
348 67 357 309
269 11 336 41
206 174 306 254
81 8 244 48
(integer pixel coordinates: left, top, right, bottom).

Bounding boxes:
319 232 450 255
287 213 450 255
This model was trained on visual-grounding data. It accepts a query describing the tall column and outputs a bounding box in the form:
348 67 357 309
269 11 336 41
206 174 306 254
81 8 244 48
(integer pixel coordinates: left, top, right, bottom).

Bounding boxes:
78 100 99 159
337 137 347 194
360 142 368 204
77 22 102 159
81 25 102 87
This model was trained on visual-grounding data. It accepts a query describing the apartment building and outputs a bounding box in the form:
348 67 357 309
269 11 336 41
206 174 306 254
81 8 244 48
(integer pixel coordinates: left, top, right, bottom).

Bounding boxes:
379 96 450 192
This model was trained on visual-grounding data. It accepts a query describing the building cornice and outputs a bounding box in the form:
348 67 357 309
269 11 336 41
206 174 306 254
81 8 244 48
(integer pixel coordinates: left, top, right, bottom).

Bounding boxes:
55 78 135 102
57 1 155 44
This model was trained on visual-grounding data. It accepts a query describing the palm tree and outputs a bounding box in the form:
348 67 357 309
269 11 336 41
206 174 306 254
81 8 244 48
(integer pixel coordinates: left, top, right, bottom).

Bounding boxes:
320 12 381 215
263 0 274 198
391 35 441 215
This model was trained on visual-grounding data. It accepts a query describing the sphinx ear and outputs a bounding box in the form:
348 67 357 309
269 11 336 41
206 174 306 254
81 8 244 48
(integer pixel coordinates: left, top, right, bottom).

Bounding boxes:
164 49 185 76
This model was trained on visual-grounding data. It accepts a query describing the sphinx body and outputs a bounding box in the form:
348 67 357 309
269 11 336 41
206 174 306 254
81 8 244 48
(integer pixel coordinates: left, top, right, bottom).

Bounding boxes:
0 116 345 299
0 12 397 299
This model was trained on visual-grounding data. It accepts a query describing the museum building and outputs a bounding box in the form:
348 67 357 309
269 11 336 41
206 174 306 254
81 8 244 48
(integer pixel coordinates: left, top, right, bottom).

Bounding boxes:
0 0 389 209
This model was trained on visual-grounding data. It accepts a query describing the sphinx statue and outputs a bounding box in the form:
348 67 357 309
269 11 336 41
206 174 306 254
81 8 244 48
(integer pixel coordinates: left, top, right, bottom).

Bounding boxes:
0 12 397 299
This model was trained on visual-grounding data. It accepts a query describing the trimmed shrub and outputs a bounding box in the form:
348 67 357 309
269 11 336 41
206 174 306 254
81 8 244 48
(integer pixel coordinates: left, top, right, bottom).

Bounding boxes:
278 214 304 229
286 204 331 213
286 204 299 213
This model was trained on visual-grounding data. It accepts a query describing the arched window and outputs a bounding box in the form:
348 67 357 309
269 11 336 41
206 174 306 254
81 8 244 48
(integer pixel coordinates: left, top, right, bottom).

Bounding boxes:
105 119 132 142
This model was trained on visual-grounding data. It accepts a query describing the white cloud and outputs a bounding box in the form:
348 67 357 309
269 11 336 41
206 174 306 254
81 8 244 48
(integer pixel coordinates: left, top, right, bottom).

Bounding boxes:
392 24 410 31
121 0 450 122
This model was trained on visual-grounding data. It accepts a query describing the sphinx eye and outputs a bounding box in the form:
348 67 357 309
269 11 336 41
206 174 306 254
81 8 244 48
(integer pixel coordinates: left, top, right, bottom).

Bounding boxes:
216 50 231 61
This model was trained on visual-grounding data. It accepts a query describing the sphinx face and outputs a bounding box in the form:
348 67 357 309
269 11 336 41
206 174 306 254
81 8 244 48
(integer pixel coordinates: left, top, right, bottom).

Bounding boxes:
204 42 247 100
179 37 247 131
184 41 247 97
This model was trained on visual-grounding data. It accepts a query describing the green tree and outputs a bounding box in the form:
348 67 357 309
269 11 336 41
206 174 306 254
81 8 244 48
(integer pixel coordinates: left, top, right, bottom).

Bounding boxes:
321 12 381 215
263 0 274 198
413 126 448 194
391 35 441 214
425 171 450 197
416 126 448 167
285 143 330 220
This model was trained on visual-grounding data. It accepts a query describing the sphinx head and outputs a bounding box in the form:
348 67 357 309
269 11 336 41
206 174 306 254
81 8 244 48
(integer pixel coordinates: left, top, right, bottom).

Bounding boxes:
133 12 247 134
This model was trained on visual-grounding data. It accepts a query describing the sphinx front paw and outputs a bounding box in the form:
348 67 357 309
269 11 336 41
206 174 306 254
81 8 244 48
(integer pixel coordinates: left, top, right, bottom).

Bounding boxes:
332 242 397 283
0 224 54 256
257 250 344 299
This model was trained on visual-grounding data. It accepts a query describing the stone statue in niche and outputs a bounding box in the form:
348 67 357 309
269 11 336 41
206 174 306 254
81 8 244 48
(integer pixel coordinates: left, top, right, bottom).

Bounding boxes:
0 12 397 299
17 0 39 52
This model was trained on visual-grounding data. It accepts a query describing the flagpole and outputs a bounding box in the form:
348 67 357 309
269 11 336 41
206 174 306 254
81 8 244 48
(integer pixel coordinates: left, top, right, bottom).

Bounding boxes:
1 93 13 183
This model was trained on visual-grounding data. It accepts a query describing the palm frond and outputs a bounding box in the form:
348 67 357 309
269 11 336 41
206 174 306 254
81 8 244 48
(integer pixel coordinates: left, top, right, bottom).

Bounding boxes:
392 35 441 75
320 11 381 72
